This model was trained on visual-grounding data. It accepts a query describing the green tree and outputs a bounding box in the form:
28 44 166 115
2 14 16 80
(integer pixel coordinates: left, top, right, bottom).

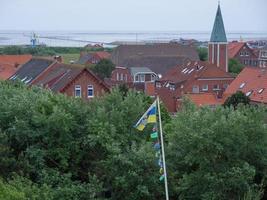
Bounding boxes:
165 102 267 199
229 58 244 75
197 47 208 61
224 91 250 109
91 59 115 79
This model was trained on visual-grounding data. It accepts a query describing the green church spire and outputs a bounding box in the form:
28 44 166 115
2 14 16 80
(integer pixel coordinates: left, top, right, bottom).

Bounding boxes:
210 3 227 42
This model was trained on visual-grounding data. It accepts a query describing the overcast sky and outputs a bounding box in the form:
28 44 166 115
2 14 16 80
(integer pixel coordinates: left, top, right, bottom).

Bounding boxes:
0 0 266 32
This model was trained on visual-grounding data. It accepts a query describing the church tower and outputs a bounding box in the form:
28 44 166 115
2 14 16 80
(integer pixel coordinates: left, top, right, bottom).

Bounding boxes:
208 3 228 72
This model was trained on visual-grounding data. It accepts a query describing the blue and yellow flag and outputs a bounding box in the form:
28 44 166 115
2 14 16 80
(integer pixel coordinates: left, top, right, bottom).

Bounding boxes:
134 100 157 131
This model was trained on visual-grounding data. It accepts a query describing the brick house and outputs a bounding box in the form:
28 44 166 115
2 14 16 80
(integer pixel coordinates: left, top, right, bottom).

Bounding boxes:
77 51 111 65
224 67 267 105
10 57 109 100
0 55 32 80
108 66 158 97
155 61 234 112
228 42 258 66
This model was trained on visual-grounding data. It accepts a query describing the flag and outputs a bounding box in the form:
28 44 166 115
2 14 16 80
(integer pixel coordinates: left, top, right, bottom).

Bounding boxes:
134 100 157 131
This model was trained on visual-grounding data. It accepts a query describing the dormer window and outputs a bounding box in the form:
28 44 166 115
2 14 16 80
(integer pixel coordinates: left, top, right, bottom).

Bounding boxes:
239 82 246 89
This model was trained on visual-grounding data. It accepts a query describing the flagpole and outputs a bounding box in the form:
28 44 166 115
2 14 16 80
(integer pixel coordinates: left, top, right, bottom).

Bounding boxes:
157 96 169 200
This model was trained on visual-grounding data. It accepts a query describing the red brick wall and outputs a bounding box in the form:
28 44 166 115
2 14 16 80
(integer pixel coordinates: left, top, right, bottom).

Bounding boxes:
62 70 108 100
185 79 233 94
232 46 259 66
208 43 228 72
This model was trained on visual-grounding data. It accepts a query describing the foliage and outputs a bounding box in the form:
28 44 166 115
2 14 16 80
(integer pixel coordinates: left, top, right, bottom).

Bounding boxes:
0 81 266 199
91 59 115 79
229 58 244 75
224 91 250 109
165 101 267 199
197 47 208 61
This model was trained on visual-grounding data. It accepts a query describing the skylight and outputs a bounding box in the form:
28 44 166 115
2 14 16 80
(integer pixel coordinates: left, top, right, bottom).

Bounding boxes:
246 90 253 97
188 69 194 74
181 68 187 73
21 76 28 82
258 88 264 94
239 82 246 89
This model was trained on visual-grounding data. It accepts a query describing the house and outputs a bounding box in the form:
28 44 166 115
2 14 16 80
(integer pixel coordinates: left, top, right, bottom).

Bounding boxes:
258 45 267 68
77 51 111 65
109 66 158 96
224 67 267 105
111 43 199 75
10 57 109 100
155 61 234 112
0 55 32 80
228 42 258 66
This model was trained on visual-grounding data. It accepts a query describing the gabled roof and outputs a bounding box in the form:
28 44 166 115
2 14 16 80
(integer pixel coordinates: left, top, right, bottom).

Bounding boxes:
10 58 55 84
225 67 267 104
94 51 111 59
0 55 32 80
34 63 110 92
121 55 192 75
111 43 199 73
77 54 93 65
228 42 246 58
0 55 32 65
210 4 227 42
162 61 233 83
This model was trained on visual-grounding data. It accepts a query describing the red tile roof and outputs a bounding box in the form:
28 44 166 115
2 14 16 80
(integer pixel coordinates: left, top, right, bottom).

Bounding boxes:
162 61 233 83
186 93 225 107
225 67 267 104
94 51 111 59
0 55 32 80
228 42 245 58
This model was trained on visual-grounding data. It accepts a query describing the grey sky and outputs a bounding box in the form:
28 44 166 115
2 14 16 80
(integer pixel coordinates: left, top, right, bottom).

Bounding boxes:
0 0 266 32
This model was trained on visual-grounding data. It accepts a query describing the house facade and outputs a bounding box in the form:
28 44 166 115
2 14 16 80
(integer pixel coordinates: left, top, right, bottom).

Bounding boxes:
228 42 258 66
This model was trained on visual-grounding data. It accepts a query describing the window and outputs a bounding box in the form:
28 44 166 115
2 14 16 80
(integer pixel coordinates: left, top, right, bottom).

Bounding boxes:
120 73 124 81
192 85 199 93
151 75 156 82
223 84 229 89
135 75 139 82
75 85 81 97
140 74 145 82
87 85 94 98
116 73 119 81
239 82 246 89
156 82 161 88
244 60 248 65
202 84 208 91
246 90 253 96
169 84 175 91
213 84 220 91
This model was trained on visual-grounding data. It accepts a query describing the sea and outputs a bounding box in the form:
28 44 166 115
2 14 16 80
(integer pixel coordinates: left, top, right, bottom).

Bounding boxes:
0 30 267 47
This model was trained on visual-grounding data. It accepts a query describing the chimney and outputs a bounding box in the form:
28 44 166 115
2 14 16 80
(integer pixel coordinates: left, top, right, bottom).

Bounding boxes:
14 63 20 68
54 55 63 63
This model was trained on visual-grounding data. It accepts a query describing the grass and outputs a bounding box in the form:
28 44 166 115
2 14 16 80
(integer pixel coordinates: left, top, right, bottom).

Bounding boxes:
59 53 80 64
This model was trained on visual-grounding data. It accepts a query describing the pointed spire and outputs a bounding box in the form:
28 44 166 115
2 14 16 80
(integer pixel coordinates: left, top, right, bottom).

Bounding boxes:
210 3 227 42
